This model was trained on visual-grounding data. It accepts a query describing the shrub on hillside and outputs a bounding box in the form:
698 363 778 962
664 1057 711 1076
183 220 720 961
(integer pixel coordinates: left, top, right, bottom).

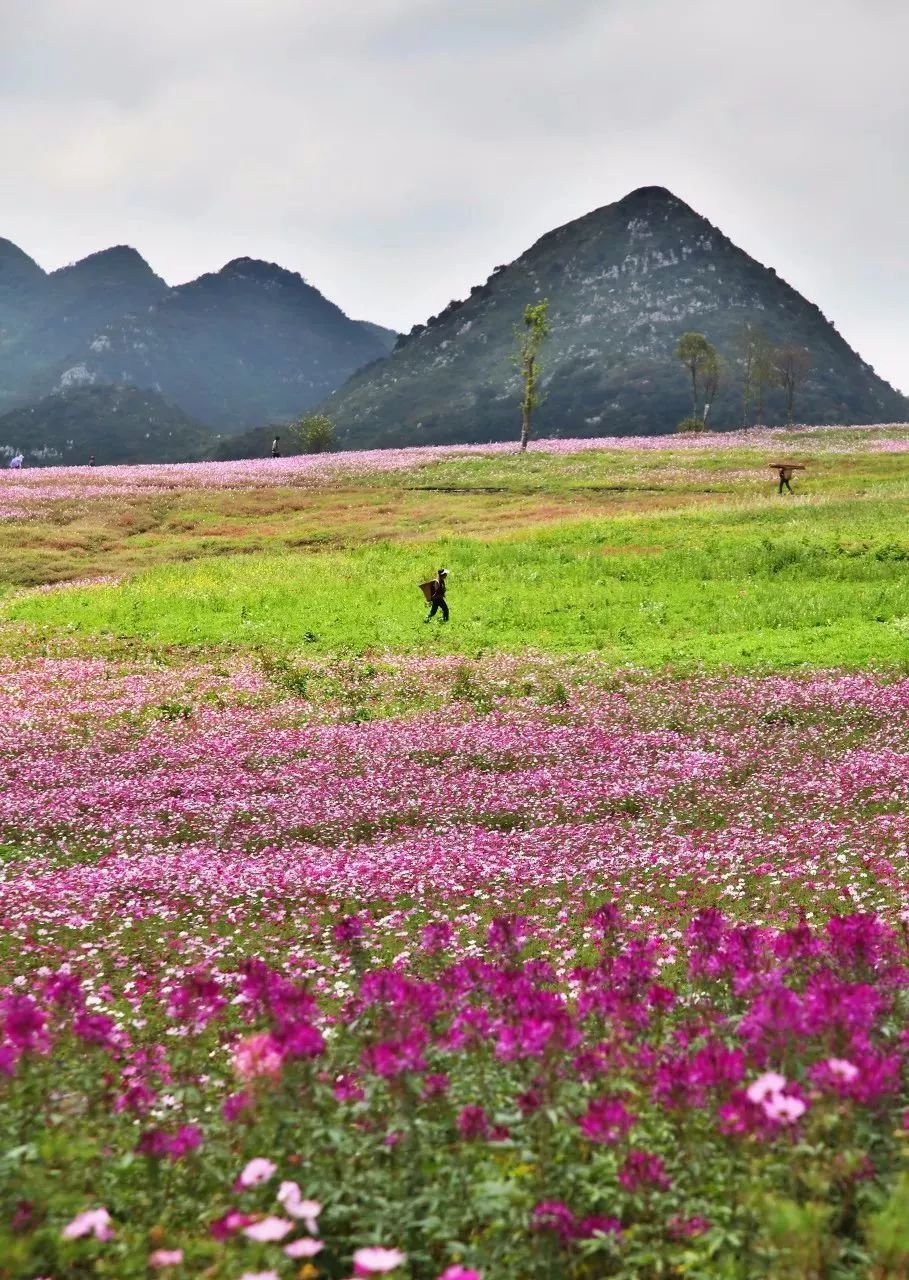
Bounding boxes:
294 412 337 453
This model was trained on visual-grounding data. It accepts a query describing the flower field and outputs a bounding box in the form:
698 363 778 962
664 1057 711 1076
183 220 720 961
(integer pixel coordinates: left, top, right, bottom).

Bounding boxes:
2 422 909 523
2 651 909 1278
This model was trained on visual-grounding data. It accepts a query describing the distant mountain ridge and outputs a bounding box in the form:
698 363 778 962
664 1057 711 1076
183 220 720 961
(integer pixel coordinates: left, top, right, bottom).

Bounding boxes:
0 385 214 466
0 242 393 431
323 186 909 447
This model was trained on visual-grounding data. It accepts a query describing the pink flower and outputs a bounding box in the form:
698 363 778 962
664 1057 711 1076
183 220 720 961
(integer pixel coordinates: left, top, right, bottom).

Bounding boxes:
438 1268 481 1280
825 1057 859 1083
209 1209 253 1239
62 1207 114 1241
277 1182 322 1232
745 1071 787 1105
240 1273 279 1280
285 1237 325 1258
237 1157 277 1187
763 1093 807 1124
149 1250 184 1267
243 1216 294 1242
233 1032 283 1081
353 1245 407 1273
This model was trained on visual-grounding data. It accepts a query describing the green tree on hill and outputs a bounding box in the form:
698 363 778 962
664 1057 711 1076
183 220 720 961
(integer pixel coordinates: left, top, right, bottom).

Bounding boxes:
293 413 337 453
516 300 550 452
676 331 717 424
740 323 775 425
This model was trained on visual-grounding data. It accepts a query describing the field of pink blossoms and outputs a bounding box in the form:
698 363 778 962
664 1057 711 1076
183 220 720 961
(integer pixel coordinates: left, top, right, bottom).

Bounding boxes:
1 652 909 1278
2 423 909 522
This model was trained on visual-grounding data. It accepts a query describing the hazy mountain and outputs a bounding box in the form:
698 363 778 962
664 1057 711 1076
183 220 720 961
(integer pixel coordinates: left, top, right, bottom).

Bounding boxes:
0 238 45 329
0 385 214 467
323 186 909 447
54 258 391 430
355 320 399 353
0 243 392 433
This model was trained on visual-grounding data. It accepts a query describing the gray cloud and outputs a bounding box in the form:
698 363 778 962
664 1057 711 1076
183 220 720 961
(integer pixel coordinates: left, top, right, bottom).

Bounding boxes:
1 0 907 392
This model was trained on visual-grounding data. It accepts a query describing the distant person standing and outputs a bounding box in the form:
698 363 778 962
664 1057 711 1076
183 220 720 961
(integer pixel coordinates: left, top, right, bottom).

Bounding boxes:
271 435 281 458
424 568 449 623
8 452 23 470
88 454 96 467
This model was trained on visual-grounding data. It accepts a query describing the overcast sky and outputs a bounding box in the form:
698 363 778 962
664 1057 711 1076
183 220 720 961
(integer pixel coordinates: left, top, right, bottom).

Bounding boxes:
2 0 907 390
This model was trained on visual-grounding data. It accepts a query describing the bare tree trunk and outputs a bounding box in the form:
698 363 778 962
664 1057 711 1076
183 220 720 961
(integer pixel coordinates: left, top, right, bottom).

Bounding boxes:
520 355 534 451
786 383 794 427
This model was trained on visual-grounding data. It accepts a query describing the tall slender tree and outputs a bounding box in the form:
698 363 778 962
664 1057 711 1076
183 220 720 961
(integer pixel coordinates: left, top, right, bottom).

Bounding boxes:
751 328 775 424
740 325 756 427
772 344 812 427
676 332 717 421
701 351 721 426
517 300 550 452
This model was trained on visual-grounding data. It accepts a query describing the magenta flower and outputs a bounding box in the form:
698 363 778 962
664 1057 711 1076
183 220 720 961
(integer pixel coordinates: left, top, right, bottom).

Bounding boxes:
577 1095 636 1144
531 1201 576 1241
457 1104 490 1140
209 1209 253 1239
334 914 366 943
618 1149 672 1192
438 1267 481 1280
576 1215 622 1239
668 1215 711 1239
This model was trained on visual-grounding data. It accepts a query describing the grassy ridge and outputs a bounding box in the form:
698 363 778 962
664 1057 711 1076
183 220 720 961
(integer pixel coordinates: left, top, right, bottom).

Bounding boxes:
9 491 909 669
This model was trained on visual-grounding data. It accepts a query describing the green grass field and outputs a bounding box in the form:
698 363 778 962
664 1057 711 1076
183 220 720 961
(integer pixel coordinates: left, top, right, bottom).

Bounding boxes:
3 438 908 669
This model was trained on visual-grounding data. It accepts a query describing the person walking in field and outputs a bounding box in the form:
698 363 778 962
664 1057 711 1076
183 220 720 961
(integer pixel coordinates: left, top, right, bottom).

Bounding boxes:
424 568 449 623
271 435 281 458
8 452 23 470
769 462 805 494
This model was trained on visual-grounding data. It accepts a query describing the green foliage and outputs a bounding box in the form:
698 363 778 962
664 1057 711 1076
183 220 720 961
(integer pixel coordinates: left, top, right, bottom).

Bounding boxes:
865 1173 909 1275
293 412 337 454
676 332 718 421
10 493 909 671
516 300 550 451
676 416 710 434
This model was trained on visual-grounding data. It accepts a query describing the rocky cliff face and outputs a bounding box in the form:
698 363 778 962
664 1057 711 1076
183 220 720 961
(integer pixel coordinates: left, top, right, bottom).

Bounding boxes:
324 187 909 447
